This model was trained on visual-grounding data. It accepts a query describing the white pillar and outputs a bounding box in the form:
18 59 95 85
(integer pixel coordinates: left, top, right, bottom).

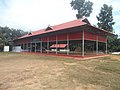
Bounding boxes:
56 35 58 54
67 33 69 55
47 37 49 54
106 36 107 54
23 43 25 50
30 42 32 52
35 42 36 52
20 43 22 51
82 30 84 56
96 35 98 55
40 40 42 53
26 43 28 51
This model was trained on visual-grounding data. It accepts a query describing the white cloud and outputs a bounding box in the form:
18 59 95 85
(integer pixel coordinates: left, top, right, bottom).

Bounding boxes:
0 0 119 34
0 0 76 31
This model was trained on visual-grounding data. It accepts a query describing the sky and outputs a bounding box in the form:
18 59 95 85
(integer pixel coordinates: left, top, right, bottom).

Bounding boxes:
0 0 120 35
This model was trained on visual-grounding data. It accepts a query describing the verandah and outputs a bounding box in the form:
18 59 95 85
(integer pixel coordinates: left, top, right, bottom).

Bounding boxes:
19 30 107 56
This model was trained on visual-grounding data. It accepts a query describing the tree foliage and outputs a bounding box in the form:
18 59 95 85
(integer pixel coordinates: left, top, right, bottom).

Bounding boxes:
96 4 115 32
0 26 27 51
70 0 93 19
108 35 120 52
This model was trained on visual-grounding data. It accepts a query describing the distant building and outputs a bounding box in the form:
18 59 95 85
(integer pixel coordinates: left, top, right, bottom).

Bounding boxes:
13 18 113 56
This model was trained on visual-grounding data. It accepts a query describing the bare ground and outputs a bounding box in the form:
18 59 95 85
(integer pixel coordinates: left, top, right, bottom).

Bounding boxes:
0 53 120 90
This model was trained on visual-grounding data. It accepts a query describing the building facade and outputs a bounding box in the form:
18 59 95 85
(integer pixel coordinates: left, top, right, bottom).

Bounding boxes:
14 18 113 56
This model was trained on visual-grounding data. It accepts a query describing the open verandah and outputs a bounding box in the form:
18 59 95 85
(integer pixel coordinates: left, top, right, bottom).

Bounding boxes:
19 33 107 57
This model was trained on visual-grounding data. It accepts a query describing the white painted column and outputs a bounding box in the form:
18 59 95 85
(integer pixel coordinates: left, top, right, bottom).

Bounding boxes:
47 37 49 54
23 43 25 51
96 35 98 55
30 42 32 52
82 30 85 56
35 42 36 52
40 40 42 53
105 36 107 54
56 35 58 54
67 33 69 55
26 43 28 51
20 43 22 51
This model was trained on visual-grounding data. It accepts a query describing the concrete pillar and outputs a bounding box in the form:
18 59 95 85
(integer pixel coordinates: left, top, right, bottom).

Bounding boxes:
56 35 58 54
106 36 107 54
82 30 84 56
96 35 98 55
67 33 69 55
26 43 28 51
30 42 32 52
40 39 42 53
35 42 36 52
47 37 49 54
23 43 25 51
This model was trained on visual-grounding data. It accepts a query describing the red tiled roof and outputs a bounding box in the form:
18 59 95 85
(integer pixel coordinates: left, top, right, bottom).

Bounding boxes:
50 44 68 48
18 18 87 39
18 18 113 40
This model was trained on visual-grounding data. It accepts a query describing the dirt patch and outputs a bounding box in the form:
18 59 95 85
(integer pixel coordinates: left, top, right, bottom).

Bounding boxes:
64 62 77 65
109 55 120 61
0 53 120 90
75 84 106 90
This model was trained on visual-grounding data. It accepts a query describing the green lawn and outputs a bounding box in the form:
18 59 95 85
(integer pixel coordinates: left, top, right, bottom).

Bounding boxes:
0 52 120 90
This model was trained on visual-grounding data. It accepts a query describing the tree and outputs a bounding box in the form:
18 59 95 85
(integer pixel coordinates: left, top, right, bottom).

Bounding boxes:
0 26 28 51
96 4 115 32
0 32 4 51
107 35 120 52
70 0 93 19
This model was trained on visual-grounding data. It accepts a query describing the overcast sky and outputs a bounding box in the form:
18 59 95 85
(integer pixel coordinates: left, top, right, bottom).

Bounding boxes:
0 0 120 34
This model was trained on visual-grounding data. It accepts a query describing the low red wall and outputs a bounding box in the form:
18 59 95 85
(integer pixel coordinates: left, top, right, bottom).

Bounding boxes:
15 31 107 44
98 35 107 42
69 31 82 40
84 31 106 42
84 31 96 41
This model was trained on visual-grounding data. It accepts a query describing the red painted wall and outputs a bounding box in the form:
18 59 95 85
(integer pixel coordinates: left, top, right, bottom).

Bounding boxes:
69 31 82 40
16 31 107 44
57 33 67 41
84 31 106 42
49 35 56 41
41 37 47 42
84 31 96 41
15 39 32 45
98 35 107 42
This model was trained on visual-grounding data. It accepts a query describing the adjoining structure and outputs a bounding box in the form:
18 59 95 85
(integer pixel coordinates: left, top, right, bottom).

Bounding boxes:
13 18 113 56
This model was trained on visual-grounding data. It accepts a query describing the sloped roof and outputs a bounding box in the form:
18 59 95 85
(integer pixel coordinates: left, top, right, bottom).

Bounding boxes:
50 44 68 48
17 18 113 40
18 18 87 39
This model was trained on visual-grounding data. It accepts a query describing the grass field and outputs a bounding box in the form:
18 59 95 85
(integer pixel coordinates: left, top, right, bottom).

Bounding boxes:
0 52 120 90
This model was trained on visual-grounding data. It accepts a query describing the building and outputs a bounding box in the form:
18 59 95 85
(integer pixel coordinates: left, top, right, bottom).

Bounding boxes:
13 18 113 56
